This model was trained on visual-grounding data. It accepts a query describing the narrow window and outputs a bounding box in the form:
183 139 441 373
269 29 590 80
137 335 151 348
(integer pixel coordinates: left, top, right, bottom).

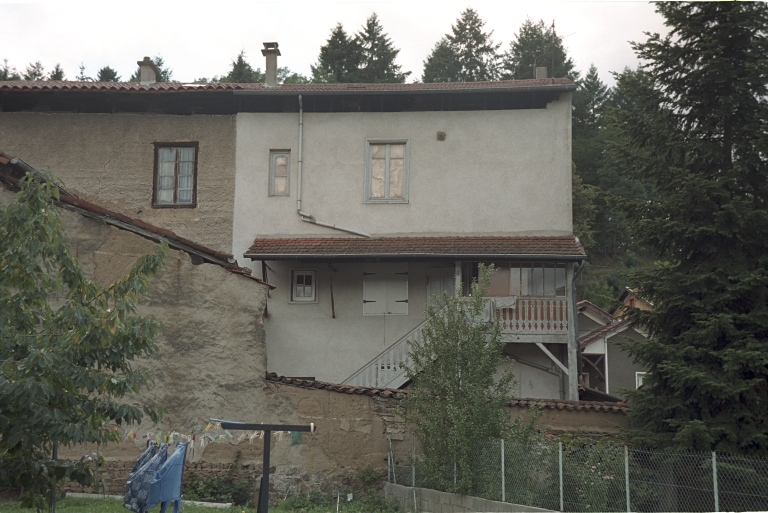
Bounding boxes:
153 143 198 207
269 150 290 197
291 270 316 303
636 372 647 389
365 139 409 203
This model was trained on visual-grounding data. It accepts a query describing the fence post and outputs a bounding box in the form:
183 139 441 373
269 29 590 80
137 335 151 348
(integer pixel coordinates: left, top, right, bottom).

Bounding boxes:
712 451 719 513
625 445 630 513
559 441 564 512
412 436 415 487
501 439 505 503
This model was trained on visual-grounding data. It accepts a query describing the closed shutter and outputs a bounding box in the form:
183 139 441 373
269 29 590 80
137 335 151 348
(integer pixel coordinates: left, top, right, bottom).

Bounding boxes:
363 263 409 315
387 263 409 315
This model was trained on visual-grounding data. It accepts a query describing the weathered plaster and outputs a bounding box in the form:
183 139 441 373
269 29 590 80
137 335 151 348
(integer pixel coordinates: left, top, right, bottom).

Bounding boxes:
0 112 236 253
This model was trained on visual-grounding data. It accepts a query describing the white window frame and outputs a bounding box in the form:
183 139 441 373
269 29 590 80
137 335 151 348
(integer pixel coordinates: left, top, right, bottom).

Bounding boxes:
269 150 290 197
290 270 317 303
364 139 410 204
636 371 647 389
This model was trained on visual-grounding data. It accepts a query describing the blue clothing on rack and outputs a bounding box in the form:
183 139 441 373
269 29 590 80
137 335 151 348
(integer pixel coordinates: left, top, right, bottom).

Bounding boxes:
129 442 157 477
123 443 168 513
147 443 187 513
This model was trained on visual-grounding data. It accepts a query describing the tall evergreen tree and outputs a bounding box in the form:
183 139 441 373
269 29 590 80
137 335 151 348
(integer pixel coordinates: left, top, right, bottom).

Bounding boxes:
0 59 21 81
355 13 409 83
96 66 121 82
422 8 499 82
616 3 768 455
501 18 577 80
22 61 45 81
47 64 65 81
219 51 263 83
311 23 362 83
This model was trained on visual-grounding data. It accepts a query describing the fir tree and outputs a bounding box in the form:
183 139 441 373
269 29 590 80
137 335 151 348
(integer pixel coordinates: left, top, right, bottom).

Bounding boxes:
22 61 45 81
501 18 577 80
311 23 362 83
422 8 499 82
96 66 121 82
354 13 409 83
47 64 65 81
219 51 263 83
616 3 768 455
1 59 21 81
573 64 609 139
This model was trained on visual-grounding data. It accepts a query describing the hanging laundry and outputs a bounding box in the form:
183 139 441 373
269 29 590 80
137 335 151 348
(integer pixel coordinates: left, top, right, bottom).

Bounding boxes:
124 443 168 513
147 443 187 513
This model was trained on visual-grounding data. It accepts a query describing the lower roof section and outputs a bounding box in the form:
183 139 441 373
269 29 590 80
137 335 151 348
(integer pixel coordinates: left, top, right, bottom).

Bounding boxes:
245 235 586 261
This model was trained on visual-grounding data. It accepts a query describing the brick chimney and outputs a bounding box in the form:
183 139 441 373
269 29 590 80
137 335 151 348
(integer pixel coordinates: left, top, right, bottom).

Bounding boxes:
262 42 281 87
137 57 160 85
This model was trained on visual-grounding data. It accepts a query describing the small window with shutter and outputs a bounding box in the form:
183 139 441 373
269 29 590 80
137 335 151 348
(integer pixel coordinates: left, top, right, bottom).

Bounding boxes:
269 150 291 197
153 143 198 207
365 139 409 203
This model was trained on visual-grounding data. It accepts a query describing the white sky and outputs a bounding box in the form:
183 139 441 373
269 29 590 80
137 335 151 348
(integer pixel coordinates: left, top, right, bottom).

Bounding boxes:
0 1 667 87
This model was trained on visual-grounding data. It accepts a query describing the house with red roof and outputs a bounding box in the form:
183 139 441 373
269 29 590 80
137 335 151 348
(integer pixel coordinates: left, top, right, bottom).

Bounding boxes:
0 44 585 400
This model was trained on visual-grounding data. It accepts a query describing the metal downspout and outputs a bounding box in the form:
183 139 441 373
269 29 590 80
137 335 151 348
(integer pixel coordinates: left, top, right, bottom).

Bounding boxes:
296 95 370 238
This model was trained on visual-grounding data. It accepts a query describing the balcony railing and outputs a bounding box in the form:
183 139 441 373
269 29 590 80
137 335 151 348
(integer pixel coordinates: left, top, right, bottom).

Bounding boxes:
498 297 569 334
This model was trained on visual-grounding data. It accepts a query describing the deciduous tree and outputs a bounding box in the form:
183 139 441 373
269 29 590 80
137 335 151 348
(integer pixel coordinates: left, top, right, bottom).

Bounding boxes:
616 2 768 455
0 170 167 509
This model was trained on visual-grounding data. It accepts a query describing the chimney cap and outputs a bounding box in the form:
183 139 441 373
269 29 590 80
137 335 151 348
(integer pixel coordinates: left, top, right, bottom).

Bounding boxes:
261 42 281 56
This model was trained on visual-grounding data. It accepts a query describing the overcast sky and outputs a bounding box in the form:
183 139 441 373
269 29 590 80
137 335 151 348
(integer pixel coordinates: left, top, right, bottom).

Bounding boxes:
1 1 668 86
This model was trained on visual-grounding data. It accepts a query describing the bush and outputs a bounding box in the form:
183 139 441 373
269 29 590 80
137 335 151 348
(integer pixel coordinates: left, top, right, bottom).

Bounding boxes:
182 452 255 506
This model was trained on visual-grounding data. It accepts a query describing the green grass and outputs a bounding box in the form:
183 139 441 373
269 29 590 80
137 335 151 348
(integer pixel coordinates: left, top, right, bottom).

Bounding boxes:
0 497 246 513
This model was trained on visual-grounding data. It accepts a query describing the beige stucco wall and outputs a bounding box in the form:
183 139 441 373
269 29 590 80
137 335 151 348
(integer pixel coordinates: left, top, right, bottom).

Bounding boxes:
0 112 236 253
233 95 573 262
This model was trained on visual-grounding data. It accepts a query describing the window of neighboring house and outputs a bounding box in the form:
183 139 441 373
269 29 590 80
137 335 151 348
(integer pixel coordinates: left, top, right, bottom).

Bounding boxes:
269 150 290 197
363 263 408 315
153 143 198 207
365 140 409 203
291 270 317 303
636 372 647 389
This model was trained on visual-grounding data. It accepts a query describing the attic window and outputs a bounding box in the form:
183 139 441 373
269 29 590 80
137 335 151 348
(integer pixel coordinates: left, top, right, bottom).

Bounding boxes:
153 143 198 207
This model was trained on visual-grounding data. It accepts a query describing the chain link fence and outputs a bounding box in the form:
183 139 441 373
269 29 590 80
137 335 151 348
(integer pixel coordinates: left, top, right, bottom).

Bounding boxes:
388 440 768 512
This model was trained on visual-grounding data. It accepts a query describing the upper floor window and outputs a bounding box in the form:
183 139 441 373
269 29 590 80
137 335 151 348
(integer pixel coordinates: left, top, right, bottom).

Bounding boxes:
269 150 290 197
153 143 197 207
365 139 409 203
461 261 567 297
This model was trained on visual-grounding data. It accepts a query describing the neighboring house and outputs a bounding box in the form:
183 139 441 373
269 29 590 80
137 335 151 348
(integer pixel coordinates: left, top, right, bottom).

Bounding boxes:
577 300 648 399
610 287 654 317
0 44 585 400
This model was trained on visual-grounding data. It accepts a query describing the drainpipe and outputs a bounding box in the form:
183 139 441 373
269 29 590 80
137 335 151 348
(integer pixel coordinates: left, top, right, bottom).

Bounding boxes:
296 95 371 238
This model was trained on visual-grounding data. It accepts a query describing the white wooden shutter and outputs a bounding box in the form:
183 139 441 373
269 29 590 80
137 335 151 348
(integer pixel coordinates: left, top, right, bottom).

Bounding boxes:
387 263 409 315
363 264 387 315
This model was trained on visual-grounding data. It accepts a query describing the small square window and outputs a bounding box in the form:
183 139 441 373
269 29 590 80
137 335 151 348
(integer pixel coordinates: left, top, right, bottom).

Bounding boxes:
153 143 198 207
365 139 409 203
269 150 290 197
291 270 317 303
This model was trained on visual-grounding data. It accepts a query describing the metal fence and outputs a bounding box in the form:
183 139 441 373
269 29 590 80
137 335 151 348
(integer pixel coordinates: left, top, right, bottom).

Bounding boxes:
388 440 768 512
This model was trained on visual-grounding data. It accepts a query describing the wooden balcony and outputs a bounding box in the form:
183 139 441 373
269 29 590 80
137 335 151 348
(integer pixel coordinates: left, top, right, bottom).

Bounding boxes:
497 297 571 343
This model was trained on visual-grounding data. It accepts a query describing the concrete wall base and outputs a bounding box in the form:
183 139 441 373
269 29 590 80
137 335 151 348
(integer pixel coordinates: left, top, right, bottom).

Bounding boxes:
384 482 553 513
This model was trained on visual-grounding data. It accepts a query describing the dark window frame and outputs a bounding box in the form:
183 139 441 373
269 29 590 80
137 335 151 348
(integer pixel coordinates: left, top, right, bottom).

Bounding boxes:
152 142 199 208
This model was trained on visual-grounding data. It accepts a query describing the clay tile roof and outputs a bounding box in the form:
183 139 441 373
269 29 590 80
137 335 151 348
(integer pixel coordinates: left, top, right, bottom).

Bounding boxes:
246 236 586 260
577 300 615 324
0 152 274 289
266 374 629 413
0 78 576 95
579 318 632 351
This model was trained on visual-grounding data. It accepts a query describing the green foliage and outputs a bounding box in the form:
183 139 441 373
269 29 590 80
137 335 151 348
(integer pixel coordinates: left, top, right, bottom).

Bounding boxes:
612 2 768 454
276 492 397 513
423 8 499 83
354 13 410 83
0 171 167 510
1 59 21 81
129 56 173 82
358 465 380 485
96 66 120 82
572 170 599 251
219 51 264 83
501 18 577 80
22 61 45 81
47 64 65 81
403 265 517 493
76 63 92 82
182 451 255 506
311 23 362 83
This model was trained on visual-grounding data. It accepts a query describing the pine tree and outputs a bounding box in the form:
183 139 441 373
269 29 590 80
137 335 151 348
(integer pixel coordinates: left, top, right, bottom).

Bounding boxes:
22 61 45 81
311 23 362 83
354 13 409 83
219 51 263 83
96 66 121 82
47 64 65 81
1 59 21 81
422 8 499 83
573 65 609 139
501 18 577 80
616 3 768 455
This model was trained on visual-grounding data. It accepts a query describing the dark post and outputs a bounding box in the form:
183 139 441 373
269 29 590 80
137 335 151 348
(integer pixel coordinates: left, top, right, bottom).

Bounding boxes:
258 430 271 513
49 444 58 513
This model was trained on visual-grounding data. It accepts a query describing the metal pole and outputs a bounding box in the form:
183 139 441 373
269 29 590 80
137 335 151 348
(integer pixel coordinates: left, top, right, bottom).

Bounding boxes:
501 439 505 502
257 430 271 513
559 442 564 512
625 446 630 513
712 451 719 513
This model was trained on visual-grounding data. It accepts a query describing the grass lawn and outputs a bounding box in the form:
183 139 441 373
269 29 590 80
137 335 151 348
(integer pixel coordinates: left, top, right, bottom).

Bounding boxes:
0 498 247 513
